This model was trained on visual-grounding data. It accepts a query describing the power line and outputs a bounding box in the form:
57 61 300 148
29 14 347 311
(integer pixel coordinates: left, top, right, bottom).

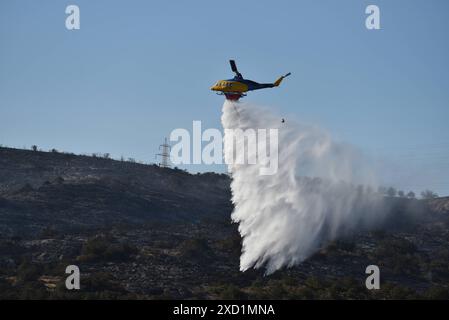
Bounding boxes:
155 137 171 168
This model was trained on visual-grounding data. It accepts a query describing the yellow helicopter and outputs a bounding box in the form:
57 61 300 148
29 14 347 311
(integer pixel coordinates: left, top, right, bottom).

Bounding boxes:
211 60 291 100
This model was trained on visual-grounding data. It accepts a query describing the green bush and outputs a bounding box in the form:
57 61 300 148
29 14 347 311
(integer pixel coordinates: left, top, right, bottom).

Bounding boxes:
220 284 247 300
179 238 215 263
374 238 420 275
78 236 138 262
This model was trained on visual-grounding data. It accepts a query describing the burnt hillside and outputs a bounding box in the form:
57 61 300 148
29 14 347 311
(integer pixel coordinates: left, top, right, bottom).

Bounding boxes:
0 147 232 236
1 146 449 300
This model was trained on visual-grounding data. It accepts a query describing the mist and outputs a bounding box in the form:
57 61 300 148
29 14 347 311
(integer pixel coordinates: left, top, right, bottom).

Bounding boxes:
221 100 387 274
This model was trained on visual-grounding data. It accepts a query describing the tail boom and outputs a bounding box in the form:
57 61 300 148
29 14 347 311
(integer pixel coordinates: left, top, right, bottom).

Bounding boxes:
273 72 291 87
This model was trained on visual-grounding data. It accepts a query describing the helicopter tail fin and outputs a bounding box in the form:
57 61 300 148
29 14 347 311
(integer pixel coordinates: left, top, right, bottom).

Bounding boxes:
273 72 291 87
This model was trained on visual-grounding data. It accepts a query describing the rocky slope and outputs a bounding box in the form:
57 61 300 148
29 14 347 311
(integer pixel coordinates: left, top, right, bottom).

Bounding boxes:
0 146 448 299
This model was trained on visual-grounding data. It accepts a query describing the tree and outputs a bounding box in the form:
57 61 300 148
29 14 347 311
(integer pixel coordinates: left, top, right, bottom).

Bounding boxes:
406 191 416 199
31 145 37 152
421 190 438 199
397 190 405 198
387 187 397 197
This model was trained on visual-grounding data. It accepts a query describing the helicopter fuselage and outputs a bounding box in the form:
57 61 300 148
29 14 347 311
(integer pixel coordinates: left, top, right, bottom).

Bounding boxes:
211 60 290 100
211 78 275 100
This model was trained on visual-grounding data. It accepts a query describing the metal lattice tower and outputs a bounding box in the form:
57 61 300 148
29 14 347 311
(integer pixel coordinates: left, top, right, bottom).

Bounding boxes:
156 137 171 168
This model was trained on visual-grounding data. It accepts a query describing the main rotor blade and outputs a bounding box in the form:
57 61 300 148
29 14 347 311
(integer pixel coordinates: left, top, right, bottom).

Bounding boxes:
229 60 242 78
230 60 238 73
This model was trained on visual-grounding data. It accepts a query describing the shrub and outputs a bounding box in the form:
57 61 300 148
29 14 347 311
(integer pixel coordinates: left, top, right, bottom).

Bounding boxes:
220 284 247 300
39 227 59 239
179 238 215 263
78 236 138 262
17 260 42 282
421 190 438 199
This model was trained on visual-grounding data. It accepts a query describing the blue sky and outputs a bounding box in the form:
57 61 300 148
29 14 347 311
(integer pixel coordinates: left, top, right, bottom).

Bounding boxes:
1 0 448 195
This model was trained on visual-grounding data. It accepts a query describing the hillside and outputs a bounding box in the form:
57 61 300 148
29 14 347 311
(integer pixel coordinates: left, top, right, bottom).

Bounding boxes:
0 146 449 299
0 147 232 236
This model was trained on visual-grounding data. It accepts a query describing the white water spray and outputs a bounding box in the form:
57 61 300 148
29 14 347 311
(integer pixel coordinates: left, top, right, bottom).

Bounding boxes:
222 100 385 274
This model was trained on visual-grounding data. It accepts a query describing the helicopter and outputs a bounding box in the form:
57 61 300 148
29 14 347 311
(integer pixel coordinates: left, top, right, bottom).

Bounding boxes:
211 60 291 100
